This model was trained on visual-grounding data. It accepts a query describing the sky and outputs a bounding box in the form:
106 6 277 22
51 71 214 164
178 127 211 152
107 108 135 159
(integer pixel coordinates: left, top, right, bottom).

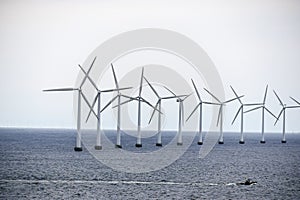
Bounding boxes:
1 0 300 133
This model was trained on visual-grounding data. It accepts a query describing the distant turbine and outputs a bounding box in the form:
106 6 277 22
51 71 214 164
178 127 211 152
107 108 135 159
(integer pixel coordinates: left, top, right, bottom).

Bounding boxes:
79 64 132 150
144 77 186 146
99 64 133 148
273 91 300 143
116 67 160 147
43 57 98 151
244 85 277 143
186 79 219 145
204 88 243 144
164 87 190 145
230 86 262 144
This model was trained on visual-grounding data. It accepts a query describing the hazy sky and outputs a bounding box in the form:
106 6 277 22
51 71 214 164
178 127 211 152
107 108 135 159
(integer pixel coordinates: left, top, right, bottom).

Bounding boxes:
1 0 300 133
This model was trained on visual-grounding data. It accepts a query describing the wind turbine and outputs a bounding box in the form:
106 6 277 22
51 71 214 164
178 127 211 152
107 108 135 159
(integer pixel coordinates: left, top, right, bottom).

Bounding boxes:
111 67 160 147
230 86 262 144
186 79 219 145
244 85 277 143
203 88 243 144
163 87 191 146
144 77 186 146
78 64 132 150
43 57 98 151
273 91 300 143
99 64 133 148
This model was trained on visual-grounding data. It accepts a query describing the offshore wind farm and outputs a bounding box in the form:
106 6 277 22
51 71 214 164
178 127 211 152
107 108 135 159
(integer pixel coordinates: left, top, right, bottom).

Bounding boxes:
42 60 300 151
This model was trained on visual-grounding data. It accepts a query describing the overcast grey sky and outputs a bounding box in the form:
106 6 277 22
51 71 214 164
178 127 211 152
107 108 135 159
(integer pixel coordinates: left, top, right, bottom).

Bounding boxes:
1 0 300 133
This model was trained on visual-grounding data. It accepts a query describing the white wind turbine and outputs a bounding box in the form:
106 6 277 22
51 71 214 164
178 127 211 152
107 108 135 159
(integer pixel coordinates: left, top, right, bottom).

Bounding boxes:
43 57 98 151
112 67 160 147
186 79 219 145
163 87 191 146
79 64 132 150
204 88 243 144
230 86 262 144
244 85 277 143
99 64 134 148
143 77 186 146
273 91 300 143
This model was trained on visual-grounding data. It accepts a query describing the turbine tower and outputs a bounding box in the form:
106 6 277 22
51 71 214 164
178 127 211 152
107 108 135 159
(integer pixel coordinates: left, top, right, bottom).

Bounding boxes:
244 85 277 143
99 64 133 148
204 88 243 144
144 77 185 146
79 64 132 150
273 91 300 143
43 57 98 151
230 86 262 144
186 79 218 145
163 87 190 145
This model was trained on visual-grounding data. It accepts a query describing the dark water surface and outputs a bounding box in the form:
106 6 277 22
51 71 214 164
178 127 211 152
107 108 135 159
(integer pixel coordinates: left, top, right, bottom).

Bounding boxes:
0 128 299 199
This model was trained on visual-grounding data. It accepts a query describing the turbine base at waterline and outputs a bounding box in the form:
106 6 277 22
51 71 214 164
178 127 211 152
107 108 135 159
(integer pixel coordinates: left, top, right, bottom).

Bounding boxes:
218 141 224 144
74 147 83 152
197 141 203 145
94 145 102 150
135 143 142 148
260 140 266 144
156 143 163 147
239 141 245 144
115 144 122 148
281 140 287 144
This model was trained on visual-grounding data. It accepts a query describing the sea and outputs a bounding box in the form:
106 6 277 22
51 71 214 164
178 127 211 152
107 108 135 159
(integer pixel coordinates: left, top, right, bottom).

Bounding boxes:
0 128 299 199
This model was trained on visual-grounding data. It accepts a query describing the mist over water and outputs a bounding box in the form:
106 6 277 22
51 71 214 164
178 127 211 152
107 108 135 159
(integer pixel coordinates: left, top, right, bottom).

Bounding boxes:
0 128 299 199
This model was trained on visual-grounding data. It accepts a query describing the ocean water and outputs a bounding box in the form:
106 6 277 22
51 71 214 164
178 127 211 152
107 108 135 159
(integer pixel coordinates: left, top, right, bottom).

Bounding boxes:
0 128 299 199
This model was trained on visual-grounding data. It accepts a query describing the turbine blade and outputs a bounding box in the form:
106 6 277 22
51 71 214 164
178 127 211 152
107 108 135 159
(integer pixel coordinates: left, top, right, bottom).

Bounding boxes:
100 95 119 112
290 96 300 105
263 85 268 104
140 97 162 114
78 64 98 91
81 92 98 120
273 90 284 107
43 88 77 92
224 95 244 104
143 77 160 98
79 56 96 88
183 93 193 101
230 85 242 104
163 86 176 96
148 101 159 124
243 103 263 106
101 87 132 93
161 95 186 100
111 63 119 89
202 101 220 105
286 106 300 109
186 103 200 122
231 106 242 125
244 106 262 113
86 94 99 123
121 94 137 101
191 79 202 102
274 109 283 125
112 98 136 109
265 107 277 119
203 88 221 103
138 67 144 96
